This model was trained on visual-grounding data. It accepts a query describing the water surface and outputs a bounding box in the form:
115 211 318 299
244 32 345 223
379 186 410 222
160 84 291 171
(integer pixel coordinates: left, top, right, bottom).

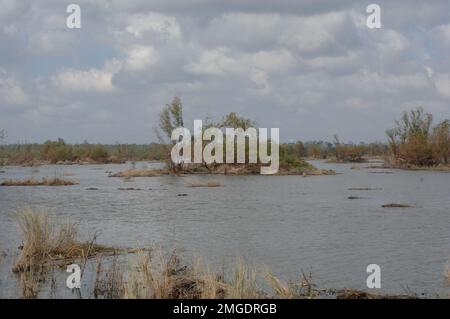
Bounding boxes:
0 161 449 298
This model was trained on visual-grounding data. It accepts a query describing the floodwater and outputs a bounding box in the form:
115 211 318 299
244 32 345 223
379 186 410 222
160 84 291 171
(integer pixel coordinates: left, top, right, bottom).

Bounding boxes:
0 161 450 298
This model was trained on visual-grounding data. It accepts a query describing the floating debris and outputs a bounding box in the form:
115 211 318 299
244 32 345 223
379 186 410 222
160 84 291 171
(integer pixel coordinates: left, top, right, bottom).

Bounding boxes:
382 203 413 208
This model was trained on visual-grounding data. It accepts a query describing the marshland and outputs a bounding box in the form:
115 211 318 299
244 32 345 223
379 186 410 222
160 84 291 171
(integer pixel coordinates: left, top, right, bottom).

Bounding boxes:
0 158 450 298
1 107 450 298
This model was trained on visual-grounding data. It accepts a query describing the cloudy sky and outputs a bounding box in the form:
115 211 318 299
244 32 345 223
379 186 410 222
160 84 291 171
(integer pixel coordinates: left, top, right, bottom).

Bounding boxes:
1 0 449 143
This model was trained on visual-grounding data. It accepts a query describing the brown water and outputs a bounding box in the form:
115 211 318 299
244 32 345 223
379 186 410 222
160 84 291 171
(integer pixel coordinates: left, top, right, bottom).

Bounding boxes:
0 161 450 298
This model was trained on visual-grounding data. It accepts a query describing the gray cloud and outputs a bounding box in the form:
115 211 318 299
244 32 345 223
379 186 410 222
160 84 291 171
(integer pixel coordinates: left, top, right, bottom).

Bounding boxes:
0 0 449 143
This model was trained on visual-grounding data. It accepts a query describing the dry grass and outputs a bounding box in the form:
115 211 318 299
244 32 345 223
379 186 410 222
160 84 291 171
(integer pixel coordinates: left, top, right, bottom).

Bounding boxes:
110 168 167 178
192 259 226 299
187 180 221 187
124 250 203 299
93 255 125 299
18 268 42 299
264 271 296 299
335 289 416 299
97 251 255 299
226 259 261 298
98 252 406 299
12 208 115 273
122 254 261 299
1 177 78 186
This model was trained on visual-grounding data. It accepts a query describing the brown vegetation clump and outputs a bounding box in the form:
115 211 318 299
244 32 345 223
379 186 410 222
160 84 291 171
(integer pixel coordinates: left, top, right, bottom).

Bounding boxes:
1 177 78 186
386 108 450 168
12 208 116 274
187 180 221 187
94 251 415 299
0 177 78 186
95 252 324 299
336 289 416 299
123 250 206 299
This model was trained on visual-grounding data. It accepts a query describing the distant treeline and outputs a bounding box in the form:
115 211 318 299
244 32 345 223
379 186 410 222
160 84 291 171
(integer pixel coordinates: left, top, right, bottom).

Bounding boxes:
2 103 447 168
281 140 387 162
0 139 168 165
0 137 388 166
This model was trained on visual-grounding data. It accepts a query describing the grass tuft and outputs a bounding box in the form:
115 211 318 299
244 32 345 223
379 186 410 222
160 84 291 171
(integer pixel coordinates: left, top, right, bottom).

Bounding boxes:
12 208 115 273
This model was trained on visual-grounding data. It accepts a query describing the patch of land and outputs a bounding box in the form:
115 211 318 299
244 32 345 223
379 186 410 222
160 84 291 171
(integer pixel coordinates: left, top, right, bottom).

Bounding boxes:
187 180 221 187
109 163 335 177
1 177 78 186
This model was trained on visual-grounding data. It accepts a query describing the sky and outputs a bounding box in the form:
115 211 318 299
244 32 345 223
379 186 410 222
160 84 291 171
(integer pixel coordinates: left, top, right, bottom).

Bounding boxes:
0 0 449 144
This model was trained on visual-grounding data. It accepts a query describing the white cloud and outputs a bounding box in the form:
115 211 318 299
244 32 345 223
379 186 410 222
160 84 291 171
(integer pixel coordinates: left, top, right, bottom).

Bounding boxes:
184 48 239 76
280 11 350 53
249 68 271 95
185 48 296 76
246 50 296 73
375 30 409 55
52 62 119 93
204 11 352 54
307 50 362 71
0 70 28 106
434 73 450 98
435 24 450 43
